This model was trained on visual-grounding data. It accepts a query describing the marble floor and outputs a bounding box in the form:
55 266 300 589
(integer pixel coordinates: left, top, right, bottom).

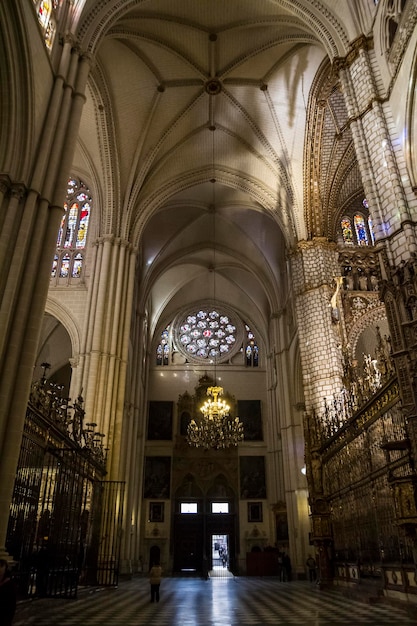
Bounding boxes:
13 577 417 626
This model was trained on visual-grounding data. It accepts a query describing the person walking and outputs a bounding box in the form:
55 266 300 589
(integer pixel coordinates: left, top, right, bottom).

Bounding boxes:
306 554 317 582
0 559 16 626
149 561 162 603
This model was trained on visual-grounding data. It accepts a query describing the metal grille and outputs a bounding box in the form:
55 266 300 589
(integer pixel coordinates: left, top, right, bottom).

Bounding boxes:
322 395 414 573
5 403 126 599
83 480 125 586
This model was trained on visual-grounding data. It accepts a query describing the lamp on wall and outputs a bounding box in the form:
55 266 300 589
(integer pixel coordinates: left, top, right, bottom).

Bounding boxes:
186 124 244 449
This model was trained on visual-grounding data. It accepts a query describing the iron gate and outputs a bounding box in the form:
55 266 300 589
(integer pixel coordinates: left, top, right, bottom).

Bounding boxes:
6 401 124 598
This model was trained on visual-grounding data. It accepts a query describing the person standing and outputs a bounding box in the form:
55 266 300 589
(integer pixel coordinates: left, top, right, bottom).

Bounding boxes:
0 559 16 626
149 561 162 603
306 554 317 582
282 552 292 581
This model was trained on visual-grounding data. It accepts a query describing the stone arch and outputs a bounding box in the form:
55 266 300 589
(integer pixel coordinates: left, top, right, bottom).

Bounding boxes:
346 302 388 362
44 297 81 358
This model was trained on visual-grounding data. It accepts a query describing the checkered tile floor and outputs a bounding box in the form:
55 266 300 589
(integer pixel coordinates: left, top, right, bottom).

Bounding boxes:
13 577 417 625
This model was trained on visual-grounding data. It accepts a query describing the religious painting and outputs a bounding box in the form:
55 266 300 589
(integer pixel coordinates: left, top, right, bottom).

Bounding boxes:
276 512 289 541
147 401 173 440
239 456 266 499
237 400 263 441
144 456 171 499
248 502 263 523
149 502 164 523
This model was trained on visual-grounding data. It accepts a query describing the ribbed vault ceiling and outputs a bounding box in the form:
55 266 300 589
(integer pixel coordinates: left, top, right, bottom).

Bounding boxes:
72 0 360 342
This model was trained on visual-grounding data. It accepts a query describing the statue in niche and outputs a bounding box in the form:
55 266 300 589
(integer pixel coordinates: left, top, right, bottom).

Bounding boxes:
310 451 323 495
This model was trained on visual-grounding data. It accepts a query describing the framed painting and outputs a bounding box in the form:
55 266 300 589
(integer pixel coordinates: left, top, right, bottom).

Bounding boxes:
248 502 263 523
149 502 164 523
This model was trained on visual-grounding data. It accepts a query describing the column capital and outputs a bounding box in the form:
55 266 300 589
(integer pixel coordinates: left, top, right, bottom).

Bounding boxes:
295 237 337 254
333 34 373 73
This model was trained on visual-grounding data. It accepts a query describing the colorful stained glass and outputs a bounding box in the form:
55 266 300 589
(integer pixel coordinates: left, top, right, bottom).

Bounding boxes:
341 217 353 245
156 327 170 365
176 307 239 361
245 324 259 367
64 203 78 248
38 0 52 27
72 253 83 277
57 212 65 246
51 255 58 278
53 177 92 280
354 214 369 245
60 254 70 278
76 202 90 248
368 216 375 245
44 19 55 50
34 0 59 50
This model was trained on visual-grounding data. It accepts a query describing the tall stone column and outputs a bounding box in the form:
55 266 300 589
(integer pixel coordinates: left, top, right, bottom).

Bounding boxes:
118 309 149 574
290 238 342 584
76 237 137 481
290 238 343 414
267 309 310 576
0 40 92 558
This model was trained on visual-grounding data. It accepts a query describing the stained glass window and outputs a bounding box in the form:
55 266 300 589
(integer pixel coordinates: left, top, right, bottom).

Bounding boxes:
51 255 58 278
37 0 52 28
341 218 354 245
51 177 92 282
33 0 59 50
158 310 257 366
245 325 259 367
354 214 369 246
60 254 70 278
177 308 237 361
340 199 374 247
156 328 170 366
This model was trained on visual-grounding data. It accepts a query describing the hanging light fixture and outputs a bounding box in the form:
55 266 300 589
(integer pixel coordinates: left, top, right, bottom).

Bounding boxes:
187 384 244 449
186 100 244 450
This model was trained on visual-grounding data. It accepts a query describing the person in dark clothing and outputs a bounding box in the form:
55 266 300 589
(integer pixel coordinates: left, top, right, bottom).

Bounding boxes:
306 554 317 581
35 541 50 597
0 559 16 626
282 552 292 581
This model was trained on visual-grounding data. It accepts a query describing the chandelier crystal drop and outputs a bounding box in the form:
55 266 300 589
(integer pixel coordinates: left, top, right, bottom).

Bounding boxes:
187 385 244 450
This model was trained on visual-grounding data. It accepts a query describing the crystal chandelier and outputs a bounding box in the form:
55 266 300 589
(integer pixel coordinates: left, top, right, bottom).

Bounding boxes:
187 385 244 449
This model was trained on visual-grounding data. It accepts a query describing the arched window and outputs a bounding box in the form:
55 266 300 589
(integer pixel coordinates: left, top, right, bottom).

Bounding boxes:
339 199 374 247
341 218 354 245
51 177 92 284
354 214 369 245
156 327 171 366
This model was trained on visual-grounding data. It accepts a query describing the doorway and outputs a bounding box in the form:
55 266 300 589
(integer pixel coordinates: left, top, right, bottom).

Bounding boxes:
212 534 229 570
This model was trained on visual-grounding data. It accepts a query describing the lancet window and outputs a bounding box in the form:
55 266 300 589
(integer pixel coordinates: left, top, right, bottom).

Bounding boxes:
340 199 375 247
51 177 91 283
156 327 171 366
245 325 259 367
